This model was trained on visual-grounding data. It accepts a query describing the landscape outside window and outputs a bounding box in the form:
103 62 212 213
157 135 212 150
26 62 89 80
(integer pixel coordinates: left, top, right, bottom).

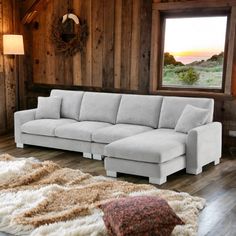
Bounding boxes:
162 16 227 89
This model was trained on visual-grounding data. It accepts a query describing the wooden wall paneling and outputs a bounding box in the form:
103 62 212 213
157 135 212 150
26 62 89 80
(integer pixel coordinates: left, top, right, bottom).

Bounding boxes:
72 0 82 86
232 11 236 96
130 0 140 91
138 0 152 92
225 6 236 95
77 0 92 87
102 0 115 88
44 0 55 85
120 0 132 89
32 5 46 84
153 0 236 10
14 0 26 110
64 55 73 85
2 0 16 130
0 0 7 133
114 0 122 89
53 0 68 85
63 0 73 86
150 9 161 92
91 0 104 87
20 15 34 109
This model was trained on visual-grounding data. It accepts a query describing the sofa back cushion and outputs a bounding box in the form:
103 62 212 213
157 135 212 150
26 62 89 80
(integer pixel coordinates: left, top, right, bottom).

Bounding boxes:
50 89 84 120
79 92 121 124
116 95 163 128
158 96 214 129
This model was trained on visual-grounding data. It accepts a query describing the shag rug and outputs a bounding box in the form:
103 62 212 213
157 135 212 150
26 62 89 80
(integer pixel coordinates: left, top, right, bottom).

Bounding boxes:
0 154 205 236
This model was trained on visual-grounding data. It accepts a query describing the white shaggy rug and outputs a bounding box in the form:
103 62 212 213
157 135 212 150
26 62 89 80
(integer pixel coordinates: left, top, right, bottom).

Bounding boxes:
0 154 205 236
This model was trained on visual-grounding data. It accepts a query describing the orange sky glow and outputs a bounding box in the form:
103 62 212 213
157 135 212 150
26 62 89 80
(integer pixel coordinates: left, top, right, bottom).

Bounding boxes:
164 16 227 64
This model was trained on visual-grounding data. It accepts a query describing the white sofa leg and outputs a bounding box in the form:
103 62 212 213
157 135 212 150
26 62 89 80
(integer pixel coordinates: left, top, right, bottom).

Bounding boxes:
186 167 202 175
16 143 24 148
106 171 117 178
149 177 167 185
83 153 92 159
214 159 220 165
93 154 103 161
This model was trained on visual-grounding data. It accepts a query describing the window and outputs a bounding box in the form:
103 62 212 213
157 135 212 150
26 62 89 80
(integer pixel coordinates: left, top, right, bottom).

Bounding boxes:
161 16 228 90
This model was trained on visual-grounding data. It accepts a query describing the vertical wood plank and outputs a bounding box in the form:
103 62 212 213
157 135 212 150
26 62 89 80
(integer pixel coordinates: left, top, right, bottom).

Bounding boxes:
53 0 67 85
45 0 55 85
225 6 236 94
78 0 92 87
121 0 132 89
232 14 236 96
0 0 7 133
150 9 161 92
130 0 140 91
92 0 104 87
139 0 152 92
2 0 16 130
72 0 82 85
63 0 73 86
114 0 122 89
103 0 115 88
32 3 46 84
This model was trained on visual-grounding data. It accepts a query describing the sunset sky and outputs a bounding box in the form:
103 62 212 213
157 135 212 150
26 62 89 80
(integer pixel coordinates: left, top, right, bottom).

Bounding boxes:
164 16 227 64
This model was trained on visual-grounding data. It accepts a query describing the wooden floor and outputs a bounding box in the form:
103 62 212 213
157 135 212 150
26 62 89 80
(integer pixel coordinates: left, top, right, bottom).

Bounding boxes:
0 134 236 236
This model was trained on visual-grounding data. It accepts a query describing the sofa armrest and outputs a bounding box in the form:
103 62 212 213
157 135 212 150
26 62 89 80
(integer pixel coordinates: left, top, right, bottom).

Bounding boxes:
14 109 37 144
186 122 222 175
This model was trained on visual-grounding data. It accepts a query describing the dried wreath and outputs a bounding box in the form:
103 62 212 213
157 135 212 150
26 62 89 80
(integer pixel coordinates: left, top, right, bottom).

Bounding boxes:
51 13 88 56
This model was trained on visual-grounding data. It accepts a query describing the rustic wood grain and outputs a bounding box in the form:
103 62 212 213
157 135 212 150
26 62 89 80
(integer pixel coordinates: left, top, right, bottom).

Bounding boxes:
150 9 160 92
103 0 115 88
72 0 82 86
138 0 152 92
91 0 104 88
0 0 7 134
225 6 236 95
2 0 16 130
129 0 140 91
114 0 122 89
120 0 132 89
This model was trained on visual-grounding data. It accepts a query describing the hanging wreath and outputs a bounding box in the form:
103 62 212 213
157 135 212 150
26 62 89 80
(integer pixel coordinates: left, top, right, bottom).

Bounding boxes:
51 13 89 57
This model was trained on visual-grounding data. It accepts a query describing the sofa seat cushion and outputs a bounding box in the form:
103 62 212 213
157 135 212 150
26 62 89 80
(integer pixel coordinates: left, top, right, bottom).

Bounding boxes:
105 129 187 164
55 121 112 142
92 124 153 144
21 119 77 137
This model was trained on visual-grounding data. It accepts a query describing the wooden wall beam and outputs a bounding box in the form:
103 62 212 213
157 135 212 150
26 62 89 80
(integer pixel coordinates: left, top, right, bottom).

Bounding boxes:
153 0 236 10
21 0 51 24
225 6 236 94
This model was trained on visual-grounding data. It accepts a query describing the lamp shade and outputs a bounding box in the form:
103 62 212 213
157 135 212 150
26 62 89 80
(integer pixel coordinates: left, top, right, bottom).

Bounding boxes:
3 34 24 55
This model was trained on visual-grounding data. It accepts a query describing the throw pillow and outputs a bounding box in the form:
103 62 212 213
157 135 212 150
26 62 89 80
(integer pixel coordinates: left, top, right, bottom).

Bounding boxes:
100 196 184 236
175 104 209 133
35 96 62 119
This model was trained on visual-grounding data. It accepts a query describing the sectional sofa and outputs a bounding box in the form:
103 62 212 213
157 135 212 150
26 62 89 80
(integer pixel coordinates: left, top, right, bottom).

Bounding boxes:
14 89 222 184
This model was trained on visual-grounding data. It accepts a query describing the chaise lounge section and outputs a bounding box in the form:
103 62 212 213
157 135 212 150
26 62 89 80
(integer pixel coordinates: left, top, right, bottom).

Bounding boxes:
14 89 222 184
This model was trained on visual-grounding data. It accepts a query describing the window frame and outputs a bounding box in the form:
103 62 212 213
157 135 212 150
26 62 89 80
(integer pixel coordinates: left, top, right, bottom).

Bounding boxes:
150 1 236 97
160 12 229 92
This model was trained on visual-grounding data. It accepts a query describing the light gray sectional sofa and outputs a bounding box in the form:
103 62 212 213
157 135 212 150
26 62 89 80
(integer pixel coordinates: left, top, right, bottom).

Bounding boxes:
14 89 222 184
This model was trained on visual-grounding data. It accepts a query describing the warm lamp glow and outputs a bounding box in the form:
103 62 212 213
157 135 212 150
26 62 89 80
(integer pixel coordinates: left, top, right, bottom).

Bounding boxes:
3 34 24 55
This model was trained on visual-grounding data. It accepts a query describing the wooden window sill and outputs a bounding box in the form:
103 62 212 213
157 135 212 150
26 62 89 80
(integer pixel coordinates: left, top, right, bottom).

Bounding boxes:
152 90 233 101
